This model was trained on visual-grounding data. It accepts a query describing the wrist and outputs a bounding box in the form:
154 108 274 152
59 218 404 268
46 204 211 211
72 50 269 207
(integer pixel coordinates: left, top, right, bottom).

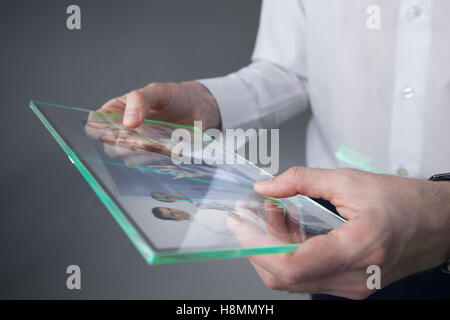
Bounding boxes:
439 182 450 261
422 180 450 263
397 178 450 276
185 81 222 130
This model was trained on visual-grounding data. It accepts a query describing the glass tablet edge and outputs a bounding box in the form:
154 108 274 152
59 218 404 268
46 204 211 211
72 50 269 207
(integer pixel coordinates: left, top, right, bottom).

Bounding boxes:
29 100 157 264
151 243 299 264
29 100 343 264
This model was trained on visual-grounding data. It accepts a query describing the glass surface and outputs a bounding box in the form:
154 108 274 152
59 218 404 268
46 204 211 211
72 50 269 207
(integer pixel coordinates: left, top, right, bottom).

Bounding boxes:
30 100 346 264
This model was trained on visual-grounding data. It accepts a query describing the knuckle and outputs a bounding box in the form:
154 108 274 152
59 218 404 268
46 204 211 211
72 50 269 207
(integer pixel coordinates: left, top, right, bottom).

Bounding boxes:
128 89 145 102
278 272 300 287
148 82 162 92
150 82 167 96
147 82 173 105
128 89 140 98
263 276 284 291
286 166 306 181
335 170 358 189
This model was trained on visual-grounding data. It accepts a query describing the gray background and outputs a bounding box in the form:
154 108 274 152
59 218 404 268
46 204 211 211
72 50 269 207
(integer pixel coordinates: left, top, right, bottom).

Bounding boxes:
0 0 310 299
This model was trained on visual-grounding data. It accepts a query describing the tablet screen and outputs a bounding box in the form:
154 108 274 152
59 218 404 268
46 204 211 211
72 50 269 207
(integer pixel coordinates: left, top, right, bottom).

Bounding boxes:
30 100 345 264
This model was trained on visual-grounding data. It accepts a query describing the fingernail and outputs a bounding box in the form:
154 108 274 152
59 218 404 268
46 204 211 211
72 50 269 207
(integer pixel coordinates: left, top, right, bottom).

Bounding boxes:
124 111 141 126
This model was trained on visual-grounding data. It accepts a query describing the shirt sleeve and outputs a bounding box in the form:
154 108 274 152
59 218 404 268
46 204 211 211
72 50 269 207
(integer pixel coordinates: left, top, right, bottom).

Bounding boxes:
197 0 309 130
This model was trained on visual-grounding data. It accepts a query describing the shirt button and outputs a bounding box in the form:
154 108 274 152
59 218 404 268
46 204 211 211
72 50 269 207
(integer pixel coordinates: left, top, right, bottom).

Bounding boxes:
397 168 409 177
408 6 422 18
403 87 415 99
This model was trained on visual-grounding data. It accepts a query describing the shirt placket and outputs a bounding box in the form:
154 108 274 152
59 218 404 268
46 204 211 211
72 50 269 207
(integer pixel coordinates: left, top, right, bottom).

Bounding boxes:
388 0 432 178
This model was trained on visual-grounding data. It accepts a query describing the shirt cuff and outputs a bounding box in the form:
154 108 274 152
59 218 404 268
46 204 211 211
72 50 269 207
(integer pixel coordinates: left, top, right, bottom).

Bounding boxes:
196 76 260 130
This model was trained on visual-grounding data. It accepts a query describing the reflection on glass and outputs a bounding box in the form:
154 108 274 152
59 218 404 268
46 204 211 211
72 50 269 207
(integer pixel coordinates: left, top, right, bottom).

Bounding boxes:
335 144 378 173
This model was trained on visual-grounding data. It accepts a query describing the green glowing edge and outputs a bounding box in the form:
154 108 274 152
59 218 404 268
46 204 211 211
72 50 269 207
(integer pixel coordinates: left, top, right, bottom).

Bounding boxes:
29 100 299 264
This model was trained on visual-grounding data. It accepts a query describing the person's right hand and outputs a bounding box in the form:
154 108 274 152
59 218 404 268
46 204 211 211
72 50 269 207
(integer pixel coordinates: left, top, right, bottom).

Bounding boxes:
228 167 450 299
99 81 221 130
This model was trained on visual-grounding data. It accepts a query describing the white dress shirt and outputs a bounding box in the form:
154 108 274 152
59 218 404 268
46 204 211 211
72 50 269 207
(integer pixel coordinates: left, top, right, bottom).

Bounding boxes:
199 0 450 178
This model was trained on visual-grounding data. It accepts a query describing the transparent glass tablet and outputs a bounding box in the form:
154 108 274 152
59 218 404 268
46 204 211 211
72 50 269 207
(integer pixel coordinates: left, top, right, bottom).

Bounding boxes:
30 100 345 264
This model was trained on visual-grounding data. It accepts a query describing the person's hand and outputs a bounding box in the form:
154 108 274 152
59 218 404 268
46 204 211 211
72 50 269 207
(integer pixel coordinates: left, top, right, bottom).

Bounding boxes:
85 81 220 166
98 81 221 130
84 114 175 166
228 167 450 299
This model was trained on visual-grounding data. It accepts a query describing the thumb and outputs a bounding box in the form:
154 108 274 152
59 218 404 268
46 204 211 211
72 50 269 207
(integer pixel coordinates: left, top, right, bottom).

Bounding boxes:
123 83 172 128
122 89 151 128
254 166 340 201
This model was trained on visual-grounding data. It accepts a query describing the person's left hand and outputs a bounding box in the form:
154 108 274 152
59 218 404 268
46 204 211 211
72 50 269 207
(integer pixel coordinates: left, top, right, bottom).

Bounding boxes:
228 167 450 299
